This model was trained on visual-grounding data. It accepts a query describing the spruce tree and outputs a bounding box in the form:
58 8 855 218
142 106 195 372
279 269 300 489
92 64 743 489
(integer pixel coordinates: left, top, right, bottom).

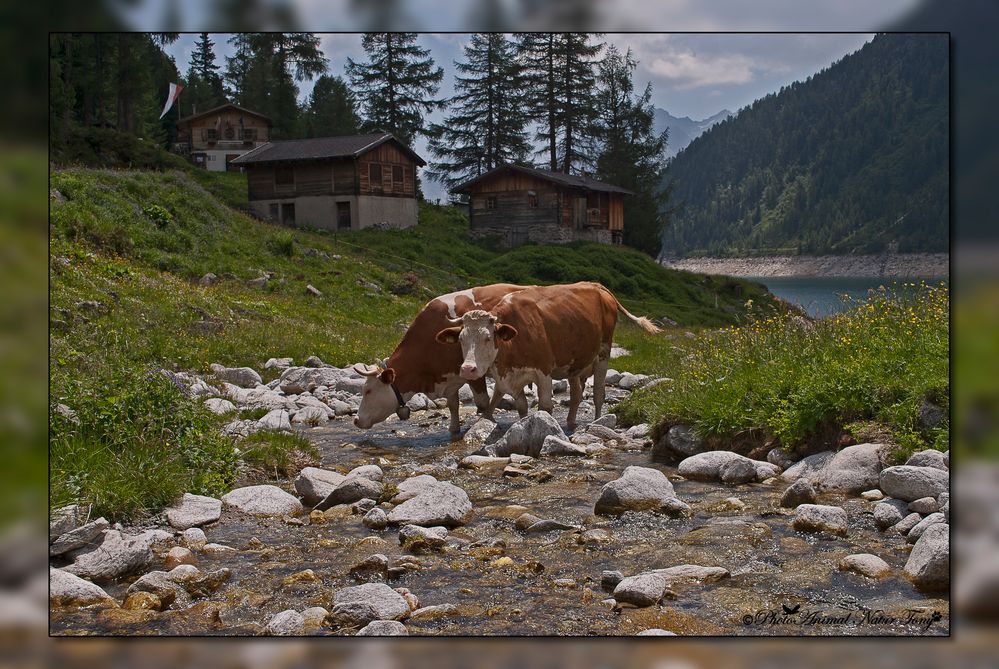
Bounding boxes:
592 46 669 255
185 33 226 115
304 75 361 137
427 33 531 191
346 33 443 145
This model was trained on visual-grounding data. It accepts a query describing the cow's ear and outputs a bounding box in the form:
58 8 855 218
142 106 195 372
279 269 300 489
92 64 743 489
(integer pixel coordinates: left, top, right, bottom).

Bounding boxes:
378 368 396 385
436 327 461 345
495 323 518 341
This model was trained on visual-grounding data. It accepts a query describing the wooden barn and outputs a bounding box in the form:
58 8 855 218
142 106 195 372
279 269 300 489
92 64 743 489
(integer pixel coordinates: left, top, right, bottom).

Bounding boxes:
231 133 425 231
174 103 272 172
453 164 632 247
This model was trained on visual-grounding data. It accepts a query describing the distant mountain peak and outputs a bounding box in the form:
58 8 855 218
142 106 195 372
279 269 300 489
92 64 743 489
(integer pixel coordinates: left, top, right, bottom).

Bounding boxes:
653 107 733 158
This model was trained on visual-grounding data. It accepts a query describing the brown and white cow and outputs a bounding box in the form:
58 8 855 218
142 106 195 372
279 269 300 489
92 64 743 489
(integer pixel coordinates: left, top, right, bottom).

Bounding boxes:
353 283 532 434
434 282 661 429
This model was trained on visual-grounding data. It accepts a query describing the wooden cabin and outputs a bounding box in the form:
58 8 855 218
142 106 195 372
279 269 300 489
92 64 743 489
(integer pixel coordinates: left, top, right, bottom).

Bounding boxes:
174 103 272 172
230 133 425 230
453 164 631 247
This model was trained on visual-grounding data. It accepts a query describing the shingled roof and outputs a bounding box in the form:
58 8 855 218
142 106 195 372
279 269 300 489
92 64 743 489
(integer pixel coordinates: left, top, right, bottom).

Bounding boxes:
230 132 425 166
453 163 632 194
177 102 271 125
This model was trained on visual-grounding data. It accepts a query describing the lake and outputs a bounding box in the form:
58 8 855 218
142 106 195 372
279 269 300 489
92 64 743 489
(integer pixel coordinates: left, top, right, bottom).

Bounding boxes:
749 276 943 318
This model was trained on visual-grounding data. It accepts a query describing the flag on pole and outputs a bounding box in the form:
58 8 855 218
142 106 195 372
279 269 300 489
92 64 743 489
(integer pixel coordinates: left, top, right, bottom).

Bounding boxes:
158 83 184 119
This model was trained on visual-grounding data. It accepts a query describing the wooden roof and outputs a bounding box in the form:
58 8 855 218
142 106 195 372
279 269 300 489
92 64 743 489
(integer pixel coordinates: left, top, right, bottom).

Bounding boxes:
454 163 633 195
176 102 271 125
231 132 426 166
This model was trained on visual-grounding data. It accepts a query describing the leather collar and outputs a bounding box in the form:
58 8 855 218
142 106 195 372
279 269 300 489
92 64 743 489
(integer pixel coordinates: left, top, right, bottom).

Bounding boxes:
391 383 411 420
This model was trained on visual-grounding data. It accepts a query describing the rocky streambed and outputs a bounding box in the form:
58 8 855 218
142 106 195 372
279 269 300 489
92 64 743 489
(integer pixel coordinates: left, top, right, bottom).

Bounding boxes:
49 362 950 636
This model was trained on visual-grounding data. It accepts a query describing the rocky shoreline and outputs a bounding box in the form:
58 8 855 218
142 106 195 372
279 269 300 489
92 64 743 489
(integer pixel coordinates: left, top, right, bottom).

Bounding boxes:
661 253 949 279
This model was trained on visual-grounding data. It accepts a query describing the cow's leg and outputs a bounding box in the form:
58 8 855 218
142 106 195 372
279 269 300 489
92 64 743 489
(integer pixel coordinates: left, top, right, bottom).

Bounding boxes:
592 356 609 419
536 375 554 415
513 386 529 418
469 377 490 416
446 386 462 435
567 375 584 430
486 380 505 417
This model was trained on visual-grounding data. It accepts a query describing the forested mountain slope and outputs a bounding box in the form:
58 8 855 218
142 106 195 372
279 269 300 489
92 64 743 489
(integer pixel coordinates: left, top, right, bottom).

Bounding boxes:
661 33 948 258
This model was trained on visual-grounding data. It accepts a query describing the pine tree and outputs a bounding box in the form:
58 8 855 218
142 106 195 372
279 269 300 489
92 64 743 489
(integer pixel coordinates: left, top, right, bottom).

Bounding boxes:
304 75 361 137
346 33 443 145
427 33 531 192
185 33 226 115
518 33 602 174
592 46 669 255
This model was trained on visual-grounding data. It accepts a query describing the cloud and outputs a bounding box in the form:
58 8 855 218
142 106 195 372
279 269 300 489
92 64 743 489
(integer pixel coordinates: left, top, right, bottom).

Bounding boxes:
648 51 756 89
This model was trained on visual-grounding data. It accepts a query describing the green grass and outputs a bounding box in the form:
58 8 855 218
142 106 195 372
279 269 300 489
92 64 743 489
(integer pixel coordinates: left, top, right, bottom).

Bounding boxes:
616 283 950 460
49 164 786 521
239 431 319 481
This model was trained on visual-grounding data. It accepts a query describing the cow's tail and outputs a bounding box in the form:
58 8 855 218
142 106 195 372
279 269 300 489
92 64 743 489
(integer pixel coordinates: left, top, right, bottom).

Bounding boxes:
595 283 662 334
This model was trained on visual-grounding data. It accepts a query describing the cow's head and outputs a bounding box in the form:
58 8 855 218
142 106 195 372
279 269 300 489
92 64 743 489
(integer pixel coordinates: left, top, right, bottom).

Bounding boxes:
435 309 518 380
352 363 410 429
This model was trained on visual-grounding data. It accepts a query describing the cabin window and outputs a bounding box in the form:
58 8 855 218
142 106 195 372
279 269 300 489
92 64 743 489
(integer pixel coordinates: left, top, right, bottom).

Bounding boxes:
336 201 351 229
269 203 279 221
392 165 404 192
275 166 294 187
369 162 382 190
486 196 497 210
281 203 295 225
528 193 539 208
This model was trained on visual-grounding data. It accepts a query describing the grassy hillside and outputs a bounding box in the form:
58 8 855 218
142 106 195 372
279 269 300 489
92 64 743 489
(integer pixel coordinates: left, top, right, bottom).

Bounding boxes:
50 167 780 519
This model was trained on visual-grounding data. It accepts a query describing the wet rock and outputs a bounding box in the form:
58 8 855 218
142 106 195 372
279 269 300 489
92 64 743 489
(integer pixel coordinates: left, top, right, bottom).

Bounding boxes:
257 409 292 431
181 528 208 551
879 465 949 502
164 547 197 570
873 500 907 530
264 609 305 636
767 447 798 470
613 573 667 607
203 398 236 415
780 479 817 508
209 363 262 388
349 554 390 582
123 591 162 611
861 489 885 501
459 455 511 469
63 529 155 581
410 603 458 620
649 564 730 586
653 424 707 458
514 513 542 531
50 517 109 556
283 569 320 586
314 477 382 511
523 519 578 533
601 570 624 590
792 504 848 536
711 497 746 512
126 569 192 610
577 528 614 545
165 493 222 530
363 507 388 530
302 607 329 627
907 512 946 543
754 461 781 480
294 467 347 506
677 451 768 484
49 568 116 608
778 450 835 482
351 499 377 514
905 449 948 471
387 482 473 528
539 435 587 457
637 629 677 636
838 553 891 578
594 466 689 517
809 443 892 494
331 583 410 626
894 512 923 536
202 543 236 555
399 525 448 550
391 475 439 503
222 485 304 516
904 523 949 591
908 496 940 514
356 620 408 636
463 418 500 445
492 411 566 457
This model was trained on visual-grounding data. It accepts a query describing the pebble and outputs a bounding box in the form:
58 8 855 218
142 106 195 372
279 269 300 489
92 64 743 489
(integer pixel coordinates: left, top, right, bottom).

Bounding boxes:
264 609 305 636
363 507 388 530
180 528 207 551
838 553 892 578
282 569 320 586
164 547 197 570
